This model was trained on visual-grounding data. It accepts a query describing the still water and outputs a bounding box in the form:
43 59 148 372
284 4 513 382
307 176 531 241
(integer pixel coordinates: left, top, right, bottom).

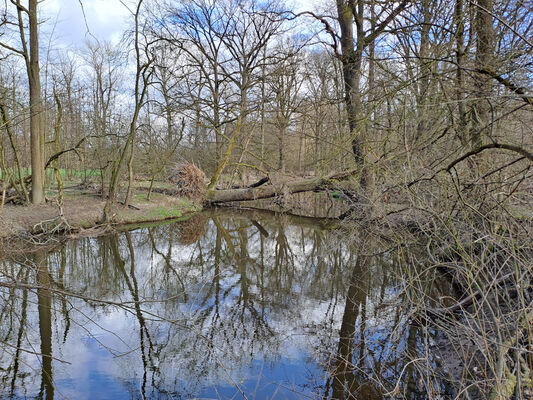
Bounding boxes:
0 210 454 399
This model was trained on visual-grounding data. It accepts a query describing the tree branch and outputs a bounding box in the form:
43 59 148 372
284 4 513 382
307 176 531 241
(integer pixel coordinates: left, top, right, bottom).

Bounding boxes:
44 137 87 170
445 143 533 172
476 67 533 107
364 0 410 47
408 142 533 188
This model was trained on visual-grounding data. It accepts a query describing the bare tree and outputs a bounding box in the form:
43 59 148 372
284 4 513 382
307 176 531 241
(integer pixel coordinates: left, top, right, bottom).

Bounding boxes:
104 0 154 220
335 0 409 191
84 40 124 197
0 0 45 203
268 43 303 173
158 0 289 190
472 0 494 148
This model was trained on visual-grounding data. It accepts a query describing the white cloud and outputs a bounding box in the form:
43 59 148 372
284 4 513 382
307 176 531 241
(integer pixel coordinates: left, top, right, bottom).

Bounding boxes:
41 0 326 49
43 0 131 47
293 0 325 13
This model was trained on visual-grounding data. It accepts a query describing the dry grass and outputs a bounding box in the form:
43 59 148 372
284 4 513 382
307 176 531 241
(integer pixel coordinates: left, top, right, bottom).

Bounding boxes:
168 162 207 202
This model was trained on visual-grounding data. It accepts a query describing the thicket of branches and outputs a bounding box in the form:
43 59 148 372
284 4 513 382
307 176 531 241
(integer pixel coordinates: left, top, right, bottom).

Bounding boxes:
0 0 532 396
0 0 529 206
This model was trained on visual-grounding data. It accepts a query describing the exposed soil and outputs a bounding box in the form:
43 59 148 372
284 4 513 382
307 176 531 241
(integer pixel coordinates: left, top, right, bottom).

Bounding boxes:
0 191 201 239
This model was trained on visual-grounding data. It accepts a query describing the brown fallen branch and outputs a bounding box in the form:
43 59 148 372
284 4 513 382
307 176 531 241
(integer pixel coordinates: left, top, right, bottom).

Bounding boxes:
44 136 86 170
229 176 270 190
206 169 358 204
6 175 31 192
117 200 141 210
3 195 21 205
137 186 178 196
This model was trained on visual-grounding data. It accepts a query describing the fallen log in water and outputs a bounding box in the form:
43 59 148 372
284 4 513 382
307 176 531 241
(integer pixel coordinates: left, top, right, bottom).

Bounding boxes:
206 169 358 204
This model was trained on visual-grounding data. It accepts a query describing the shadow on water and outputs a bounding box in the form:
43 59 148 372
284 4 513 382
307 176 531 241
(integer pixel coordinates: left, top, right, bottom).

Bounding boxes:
0 210 456 399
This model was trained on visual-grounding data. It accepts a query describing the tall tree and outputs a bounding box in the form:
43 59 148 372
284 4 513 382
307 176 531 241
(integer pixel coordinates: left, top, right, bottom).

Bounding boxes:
335 0 409 190
0 0 45 203
160 0 287 189
104 0 153 220
269 45 303 173
84 40 124 197
26 0 43 203
472 0 494 148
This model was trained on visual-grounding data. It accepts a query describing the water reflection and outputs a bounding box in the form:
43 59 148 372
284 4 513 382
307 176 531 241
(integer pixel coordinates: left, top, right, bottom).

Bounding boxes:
0 210 454 399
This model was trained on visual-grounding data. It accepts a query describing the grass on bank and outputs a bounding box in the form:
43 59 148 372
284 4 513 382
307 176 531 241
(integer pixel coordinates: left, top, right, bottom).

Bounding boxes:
0 180 202 239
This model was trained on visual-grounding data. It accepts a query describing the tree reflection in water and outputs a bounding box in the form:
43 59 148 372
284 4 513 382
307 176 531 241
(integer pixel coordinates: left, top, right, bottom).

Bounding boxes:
0 210 455 399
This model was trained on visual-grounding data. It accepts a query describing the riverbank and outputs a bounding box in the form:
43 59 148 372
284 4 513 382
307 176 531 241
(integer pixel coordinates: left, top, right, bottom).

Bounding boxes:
0 191 202 240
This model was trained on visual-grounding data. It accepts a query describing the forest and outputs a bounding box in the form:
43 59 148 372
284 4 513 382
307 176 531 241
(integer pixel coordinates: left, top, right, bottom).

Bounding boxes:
0 0 532 398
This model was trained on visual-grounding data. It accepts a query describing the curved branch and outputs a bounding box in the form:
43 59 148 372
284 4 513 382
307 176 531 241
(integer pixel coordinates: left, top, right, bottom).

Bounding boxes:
291 11 340 56
445 143 533 172
408 142 532 188
44 137 87 170
476 68 533 107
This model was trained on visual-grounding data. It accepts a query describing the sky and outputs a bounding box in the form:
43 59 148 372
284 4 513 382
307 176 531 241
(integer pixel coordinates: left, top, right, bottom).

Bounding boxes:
43 0 323 48
44 0 132 47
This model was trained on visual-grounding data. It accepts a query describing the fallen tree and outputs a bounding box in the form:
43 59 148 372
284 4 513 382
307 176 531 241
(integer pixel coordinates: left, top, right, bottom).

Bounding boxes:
206 169 359 204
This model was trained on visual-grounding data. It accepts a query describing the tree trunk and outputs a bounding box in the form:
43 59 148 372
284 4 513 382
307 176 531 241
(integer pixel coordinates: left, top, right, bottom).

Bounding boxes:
472 0 494 148
28 0 44 204
208 87 248 190
336 0 365 177
279 125 286 173
455 0 468 145
105 0 149 219
206 169 357 204
335 0 409 191
53 89 64 207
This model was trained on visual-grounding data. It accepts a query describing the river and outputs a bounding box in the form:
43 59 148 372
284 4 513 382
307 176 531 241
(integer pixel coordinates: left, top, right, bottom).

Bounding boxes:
0 210 456 399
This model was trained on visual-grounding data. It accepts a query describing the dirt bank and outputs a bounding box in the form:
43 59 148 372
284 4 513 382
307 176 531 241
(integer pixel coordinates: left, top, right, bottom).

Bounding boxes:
0 192 202 239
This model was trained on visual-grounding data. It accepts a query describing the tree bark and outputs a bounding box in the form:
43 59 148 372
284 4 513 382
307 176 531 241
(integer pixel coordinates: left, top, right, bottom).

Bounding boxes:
24 0 44 204
206 169 357 204
336 0 364 172
335 0 409 190
472 0 494 147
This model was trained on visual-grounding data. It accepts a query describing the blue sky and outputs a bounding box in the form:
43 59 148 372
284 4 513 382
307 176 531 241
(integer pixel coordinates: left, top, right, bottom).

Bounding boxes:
44 0 322 48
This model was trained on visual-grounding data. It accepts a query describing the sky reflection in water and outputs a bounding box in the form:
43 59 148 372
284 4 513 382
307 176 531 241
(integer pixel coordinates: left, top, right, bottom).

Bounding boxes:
0 210 455 399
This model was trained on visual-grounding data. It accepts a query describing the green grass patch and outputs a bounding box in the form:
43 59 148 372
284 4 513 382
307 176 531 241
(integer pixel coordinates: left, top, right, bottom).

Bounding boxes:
47 169 101 179
148 206 183 219
176 197 196 209
133 192 166 203
1 168 101 179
